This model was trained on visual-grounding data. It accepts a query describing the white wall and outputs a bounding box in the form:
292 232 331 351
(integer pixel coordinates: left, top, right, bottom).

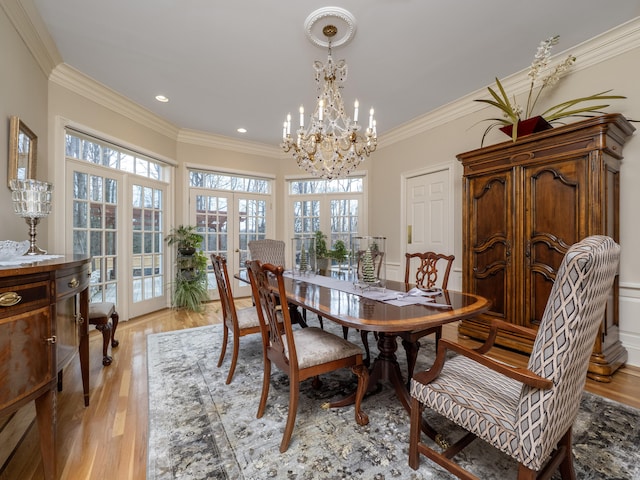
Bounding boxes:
0 3 48 242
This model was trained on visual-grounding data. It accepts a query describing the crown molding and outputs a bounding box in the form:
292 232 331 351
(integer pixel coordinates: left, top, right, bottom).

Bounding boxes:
380 16 640 148
50 63 284 156
178 129 282 158
1 0 61 76
50 63 180 140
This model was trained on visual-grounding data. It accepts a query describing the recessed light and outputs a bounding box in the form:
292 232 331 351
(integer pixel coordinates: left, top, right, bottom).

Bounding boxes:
237 128 247 133
155 95 169 103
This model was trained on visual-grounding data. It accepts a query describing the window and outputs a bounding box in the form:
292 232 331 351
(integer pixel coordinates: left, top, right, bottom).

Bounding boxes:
288 176 365 249
66 131 165 180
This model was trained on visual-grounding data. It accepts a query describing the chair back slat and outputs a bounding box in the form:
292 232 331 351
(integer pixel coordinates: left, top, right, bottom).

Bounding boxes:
246 260 294 367
404 252 454 289
211 254 237 329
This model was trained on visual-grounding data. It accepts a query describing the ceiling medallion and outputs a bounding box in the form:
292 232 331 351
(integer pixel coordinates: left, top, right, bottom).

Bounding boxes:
304 7 356 49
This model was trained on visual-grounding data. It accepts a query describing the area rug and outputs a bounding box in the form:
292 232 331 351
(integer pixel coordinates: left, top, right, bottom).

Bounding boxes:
147 323 640 480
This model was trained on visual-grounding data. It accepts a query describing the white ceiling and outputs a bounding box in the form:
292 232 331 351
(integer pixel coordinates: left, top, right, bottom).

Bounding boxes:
31 1 640 147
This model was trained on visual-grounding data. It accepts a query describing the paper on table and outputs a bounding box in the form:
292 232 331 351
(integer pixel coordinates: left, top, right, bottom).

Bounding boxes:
379 287 451 308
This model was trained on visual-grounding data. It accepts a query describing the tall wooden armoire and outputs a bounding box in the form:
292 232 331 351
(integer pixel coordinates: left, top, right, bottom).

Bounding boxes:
457 114 635 382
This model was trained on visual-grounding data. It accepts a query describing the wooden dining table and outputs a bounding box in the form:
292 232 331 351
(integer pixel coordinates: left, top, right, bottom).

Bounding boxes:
238 268 490 441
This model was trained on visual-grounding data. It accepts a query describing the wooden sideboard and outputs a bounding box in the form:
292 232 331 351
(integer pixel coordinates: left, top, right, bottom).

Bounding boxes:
0 255 90 480
457 114 635 382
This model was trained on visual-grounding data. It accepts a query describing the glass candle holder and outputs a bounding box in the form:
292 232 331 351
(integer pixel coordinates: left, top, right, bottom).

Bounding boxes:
9 179 53 255
291 235 315 276
352 235 386 290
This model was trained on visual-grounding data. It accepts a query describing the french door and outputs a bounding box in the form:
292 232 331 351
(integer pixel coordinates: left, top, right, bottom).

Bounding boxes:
68 161 169 319
190 189 273 298
69 162 122 306
130 179 168 317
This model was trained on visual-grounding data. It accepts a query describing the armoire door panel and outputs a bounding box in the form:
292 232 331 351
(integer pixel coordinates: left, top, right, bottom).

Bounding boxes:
468 172 513 321
524 159 588 327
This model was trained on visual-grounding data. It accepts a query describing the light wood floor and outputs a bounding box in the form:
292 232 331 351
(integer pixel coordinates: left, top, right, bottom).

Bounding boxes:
2 300 639 480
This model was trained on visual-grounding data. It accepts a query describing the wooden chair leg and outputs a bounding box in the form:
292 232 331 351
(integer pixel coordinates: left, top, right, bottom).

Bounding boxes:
225 333 240 385
217 324 229 368
280 382 300 452
352 364 369 426
95 323 113 366
257 358 271 419
558 429 576 479
110 311 119 347
409 396 423 470
516 465 537 479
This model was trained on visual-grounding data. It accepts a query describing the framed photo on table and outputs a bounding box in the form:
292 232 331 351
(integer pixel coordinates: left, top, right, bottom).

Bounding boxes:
8 116 37 188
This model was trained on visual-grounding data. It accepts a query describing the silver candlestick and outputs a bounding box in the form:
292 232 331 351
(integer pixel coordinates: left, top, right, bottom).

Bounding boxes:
9 179 53 255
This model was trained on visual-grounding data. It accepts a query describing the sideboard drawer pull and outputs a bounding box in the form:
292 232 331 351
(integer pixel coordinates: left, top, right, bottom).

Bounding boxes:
0 292 22 307
68 278 80 288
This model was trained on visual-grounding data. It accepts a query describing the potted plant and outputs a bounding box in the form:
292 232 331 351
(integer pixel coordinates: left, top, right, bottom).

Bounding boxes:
172 250 209 312
311 230 331 273
165 225 209 311
475 35 626 145
330 239 349 269
165 225 203 255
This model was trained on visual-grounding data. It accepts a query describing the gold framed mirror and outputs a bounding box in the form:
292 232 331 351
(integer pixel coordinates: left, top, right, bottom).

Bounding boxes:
8 116 37 188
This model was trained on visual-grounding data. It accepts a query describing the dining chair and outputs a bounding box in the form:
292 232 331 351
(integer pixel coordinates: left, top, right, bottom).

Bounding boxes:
246 259 369 452
211 254 262 385
248 239 286 267
399 252 455 382
408 235 620 479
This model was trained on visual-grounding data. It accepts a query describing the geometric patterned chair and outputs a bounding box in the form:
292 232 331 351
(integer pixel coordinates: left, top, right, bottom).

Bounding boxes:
246 260 370 453
248 239 286 267
400 251 455 382
211 254 262 385
409 235 620 479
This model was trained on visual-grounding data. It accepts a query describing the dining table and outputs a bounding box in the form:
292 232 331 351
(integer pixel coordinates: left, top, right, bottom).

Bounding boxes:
237 268 490 442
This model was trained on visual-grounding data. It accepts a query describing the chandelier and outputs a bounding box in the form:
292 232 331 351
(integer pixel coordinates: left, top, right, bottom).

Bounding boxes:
281 22 377 180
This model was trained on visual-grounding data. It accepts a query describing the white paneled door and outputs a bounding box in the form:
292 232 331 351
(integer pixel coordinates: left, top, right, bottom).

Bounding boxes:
405 168 452 256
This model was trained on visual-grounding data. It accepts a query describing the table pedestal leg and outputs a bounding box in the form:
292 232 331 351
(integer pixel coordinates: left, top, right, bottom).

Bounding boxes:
368 332 438 440
288 303 308 328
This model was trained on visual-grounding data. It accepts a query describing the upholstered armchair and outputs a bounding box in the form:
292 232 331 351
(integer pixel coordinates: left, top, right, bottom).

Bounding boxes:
409 235 620 479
